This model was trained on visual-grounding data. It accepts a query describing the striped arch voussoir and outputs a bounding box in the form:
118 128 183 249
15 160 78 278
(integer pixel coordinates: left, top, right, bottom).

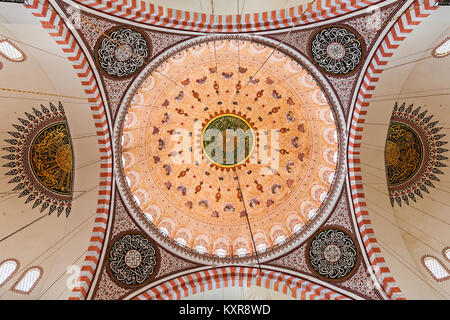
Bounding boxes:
24 0 113 300
73 0 386 33
133 267 351 300
347 0 438 300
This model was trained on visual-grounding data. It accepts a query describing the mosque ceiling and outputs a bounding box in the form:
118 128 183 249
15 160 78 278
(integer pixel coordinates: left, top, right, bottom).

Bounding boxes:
51 0 407 300
14 0 447 300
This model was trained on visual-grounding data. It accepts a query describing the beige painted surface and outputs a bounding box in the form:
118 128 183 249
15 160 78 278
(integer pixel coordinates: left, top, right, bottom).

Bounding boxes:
360 8 450 299
0 3 101 300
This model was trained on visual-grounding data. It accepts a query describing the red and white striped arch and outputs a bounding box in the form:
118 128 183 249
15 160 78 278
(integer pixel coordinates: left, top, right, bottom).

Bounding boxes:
347 0 439 300
132 267 351 300
24 0 114 300
72 0 386 33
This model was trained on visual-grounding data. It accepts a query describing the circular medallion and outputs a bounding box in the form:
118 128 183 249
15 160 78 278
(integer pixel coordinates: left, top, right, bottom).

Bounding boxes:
115 35 346 264
202 113 256 168
384 102 448 207
96 28 150 78
307 227 358 281
107 233 158 287
310 26 363 75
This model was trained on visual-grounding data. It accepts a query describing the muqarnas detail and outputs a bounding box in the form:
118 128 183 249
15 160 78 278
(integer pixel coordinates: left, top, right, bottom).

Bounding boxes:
384 102 447 207
2 102 74 216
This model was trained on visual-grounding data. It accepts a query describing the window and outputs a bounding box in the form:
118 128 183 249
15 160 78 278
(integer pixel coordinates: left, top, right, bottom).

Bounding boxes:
307 208 317 219
293 224 303 233
0 39 26 62
328 172 335 185
215 249 226 257
256 244 267 252
422 256 450 282
443 247 450 263
195 245 207 254
0 259 19 287
144 212 153 222
12 267 43 294
159 226 169 236
319 192 327 202
133 195 141 207
125 176 132 187
432 37 450 58
275 236 286 245
236 248 247 257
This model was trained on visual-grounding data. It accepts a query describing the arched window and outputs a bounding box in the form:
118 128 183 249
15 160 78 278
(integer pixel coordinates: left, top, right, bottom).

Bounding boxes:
0 39 26 62
256 243 267 252
236 248 247 257
12 266 43 295
215 249 226 257
292 223 303 233
275 236 286 245
159 226 169 236
443 247 450 263
144 211 153 222
422 256 450 282
133 194 141 207
432 37 450 58
195 245 207 254
0 259 19 287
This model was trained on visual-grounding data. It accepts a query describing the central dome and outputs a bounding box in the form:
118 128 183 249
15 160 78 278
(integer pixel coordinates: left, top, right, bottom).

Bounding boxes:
117 37 341 261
